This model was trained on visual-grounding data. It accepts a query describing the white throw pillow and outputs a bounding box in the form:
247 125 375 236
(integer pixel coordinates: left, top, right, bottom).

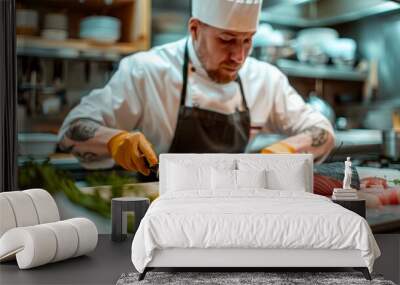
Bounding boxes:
267 165 306 191
167 162 212 191
237 159 308 191
211 169 268 190
236 169 267 189
212 168 236 190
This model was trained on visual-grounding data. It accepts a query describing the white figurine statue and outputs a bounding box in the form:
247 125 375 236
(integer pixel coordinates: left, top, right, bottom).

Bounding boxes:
333 157 357 199
343 157 352 190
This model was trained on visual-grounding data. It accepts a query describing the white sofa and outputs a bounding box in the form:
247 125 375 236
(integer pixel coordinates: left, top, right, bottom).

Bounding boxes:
0 189 98 269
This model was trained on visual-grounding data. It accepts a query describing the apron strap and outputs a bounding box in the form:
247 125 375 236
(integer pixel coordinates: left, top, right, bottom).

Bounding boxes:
180 40 190 106
181 39 249 112
235 76 249 112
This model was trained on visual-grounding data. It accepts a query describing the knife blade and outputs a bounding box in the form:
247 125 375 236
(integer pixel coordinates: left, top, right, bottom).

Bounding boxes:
143 157 159 177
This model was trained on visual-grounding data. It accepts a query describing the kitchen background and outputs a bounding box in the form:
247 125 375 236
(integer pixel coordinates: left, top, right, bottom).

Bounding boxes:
16 0 400 233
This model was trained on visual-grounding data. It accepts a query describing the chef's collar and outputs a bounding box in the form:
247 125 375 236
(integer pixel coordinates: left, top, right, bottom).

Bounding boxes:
187 37 210 79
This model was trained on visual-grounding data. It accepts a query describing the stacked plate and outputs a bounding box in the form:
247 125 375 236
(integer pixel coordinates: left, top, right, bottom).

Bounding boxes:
16 9 39 36
79 16 121 44
295 28 357 68
41 13 68 40
295 28 339 65
324 38 357 69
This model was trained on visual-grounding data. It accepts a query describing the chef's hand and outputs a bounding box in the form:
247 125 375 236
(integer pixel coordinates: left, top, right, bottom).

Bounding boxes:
260 141 296 154
107 131 158 175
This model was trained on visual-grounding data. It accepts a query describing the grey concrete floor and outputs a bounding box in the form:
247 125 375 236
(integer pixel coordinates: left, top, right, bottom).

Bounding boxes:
0 235 134 285
373 234 400 284
0 234 399 285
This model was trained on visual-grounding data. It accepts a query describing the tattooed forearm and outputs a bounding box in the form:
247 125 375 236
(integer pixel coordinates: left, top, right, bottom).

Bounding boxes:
59 119 121 165
59 138 101 162
59 144 74 153
74 152 100 163
304 127 328 147
59 119 104 163
65 119 100 141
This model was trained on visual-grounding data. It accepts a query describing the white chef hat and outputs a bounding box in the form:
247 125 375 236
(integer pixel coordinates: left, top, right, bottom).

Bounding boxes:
192 0 263 33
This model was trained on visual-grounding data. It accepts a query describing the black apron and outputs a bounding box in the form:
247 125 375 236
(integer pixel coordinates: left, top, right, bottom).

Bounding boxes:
169 41 251 153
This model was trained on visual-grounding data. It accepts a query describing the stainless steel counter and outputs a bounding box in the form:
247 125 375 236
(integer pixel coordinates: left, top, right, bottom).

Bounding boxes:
18 129 383 178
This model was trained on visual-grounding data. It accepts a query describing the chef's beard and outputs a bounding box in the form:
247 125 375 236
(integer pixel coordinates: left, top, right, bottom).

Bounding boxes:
206 69 238 84
195 44 238 84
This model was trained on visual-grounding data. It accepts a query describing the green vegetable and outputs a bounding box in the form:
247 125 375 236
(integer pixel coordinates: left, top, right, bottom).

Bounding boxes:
85 171 136 198
391 179 400 185
19 158 66 194
18 160 153 223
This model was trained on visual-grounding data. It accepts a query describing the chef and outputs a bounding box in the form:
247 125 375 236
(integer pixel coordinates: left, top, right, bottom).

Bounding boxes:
58 0 335 175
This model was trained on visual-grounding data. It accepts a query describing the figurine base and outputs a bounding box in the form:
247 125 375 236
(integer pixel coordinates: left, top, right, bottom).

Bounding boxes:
332 188 358 200
333 188 357 193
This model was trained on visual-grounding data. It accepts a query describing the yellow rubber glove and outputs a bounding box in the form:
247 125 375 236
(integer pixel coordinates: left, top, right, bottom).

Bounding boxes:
107 131 158 176
260 141 296 154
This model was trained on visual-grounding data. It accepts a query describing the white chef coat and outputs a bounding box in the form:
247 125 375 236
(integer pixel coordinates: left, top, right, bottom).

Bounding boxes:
58 37 334 169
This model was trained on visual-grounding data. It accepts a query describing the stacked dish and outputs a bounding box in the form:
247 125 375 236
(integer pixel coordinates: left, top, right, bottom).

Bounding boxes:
41 13 69 40
295 28 339 65
79 16 121 43
295 28 357 68
324 38 357 69
16 9 39 36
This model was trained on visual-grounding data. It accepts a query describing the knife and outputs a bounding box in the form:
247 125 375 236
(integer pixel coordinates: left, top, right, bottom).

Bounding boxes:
149 163 159 175
143 156 159 176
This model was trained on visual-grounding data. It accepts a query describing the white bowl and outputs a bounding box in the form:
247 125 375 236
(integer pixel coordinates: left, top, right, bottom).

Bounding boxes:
297 28 339 45
296 28 339 65
79 28 120 43
79 16 121 43
324 38 356 59
80 16 120 31
324 38 357 69
41 29 68 41
253 24 285 48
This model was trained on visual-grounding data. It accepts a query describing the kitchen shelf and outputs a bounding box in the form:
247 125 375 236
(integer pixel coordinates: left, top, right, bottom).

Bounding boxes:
276 59 368 82
19 0 138 9
260 0 400 27
17 36 148 61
